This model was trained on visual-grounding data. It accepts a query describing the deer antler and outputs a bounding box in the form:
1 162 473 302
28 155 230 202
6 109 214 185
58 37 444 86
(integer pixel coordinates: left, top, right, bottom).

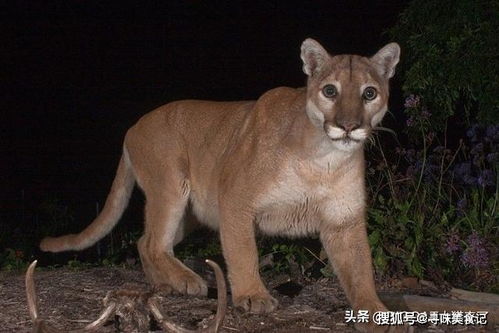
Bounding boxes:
26 260 227 333
26 261 116 333
148 259 227 333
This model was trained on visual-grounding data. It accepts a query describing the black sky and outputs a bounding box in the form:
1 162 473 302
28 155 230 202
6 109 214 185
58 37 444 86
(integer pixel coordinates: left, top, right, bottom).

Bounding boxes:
2 1 408 230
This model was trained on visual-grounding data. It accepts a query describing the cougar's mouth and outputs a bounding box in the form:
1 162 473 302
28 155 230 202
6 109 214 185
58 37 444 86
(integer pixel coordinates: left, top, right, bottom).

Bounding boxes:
326 125 369 141
328 135 363 152
330 136 361 143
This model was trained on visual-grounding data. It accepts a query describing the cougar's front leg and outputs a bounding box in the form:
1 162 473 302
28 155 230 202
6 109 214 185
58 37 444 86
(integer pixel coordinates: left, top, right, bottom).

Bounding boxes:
219 207 278 313
321 219 390 333
138 191 207 296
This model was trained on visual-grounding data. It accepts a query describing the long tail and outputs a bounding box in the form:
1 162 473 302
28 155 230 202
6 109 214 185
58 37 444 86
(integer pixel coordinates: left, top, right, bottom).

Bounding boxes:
40 148 135 252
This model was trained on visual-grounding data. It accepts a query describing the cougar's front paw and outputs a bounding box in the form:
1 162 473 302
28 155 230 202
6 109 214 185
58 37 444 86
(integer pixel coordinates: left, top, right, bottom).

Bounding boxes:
155 269 208 296
233 292 278 313
175 270 208 296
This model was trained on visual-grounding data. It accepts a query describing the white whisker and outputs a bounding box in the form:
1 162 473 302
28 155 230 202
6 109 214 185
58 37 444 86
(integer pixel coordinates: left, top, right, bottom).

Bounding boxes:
325 125 345 140
349 128 368 141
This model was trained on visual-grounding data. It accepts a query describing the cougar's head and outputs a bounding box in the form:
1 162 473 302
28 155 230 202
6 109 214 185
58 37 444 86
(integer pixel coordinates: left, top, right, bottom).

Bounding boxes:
300 38 400 152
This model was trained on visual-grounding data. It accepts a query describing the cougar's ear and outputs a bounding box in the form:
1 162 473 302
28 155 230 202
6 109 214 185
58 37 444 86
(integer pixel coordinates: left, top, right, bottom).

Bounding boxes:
370 43 400 79
300 38 330 76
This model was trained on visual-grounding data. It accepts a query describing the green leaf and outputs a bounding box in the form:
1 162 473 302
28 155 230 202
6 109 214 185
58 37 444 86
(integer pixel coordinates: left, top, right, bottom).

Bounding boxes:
374 247 388 272
368 230 381 247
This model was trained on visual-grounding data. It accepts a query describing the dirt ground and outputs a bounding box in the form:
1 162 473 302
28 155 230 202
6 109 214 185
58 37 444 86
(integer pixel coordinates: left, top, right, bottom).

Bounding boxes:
0 263 495 332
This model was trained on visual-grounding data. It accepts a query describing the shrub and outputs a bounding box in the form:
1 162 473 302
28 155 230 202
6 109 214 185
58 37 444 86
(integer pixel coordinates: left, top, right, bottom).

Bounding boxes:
367 121 498 291
389 0 499 127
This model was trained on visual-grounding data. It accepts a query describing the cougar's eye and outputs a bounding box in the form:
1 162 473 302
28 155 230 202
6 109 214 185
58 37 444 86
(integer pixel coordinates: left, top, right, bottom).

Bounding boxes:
322 84 337 98
363 87 377 101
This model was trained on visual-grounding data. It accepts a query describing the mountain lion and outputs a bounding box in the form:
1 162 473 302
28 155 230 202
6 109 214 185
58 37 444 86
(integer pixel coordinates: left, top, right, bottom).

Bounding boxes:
41 39 401 332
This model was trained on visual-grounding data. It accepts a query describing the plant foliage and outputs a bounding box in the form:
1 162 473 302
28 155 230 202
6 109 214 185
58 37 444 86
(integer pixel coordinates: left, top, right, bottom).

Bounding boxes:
389 0 499 126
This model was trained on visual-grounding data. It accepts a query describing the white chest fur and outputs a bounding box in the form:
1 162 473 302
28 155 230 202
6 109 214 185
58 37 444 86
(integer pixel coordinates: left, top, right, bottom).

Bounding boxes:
255 149 366 236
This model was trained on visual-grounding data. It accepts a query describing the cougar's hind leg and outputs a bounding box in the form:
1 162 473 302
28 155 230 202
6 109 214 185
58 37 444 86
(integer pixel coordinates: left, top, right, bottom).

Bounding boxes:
137 180 207 296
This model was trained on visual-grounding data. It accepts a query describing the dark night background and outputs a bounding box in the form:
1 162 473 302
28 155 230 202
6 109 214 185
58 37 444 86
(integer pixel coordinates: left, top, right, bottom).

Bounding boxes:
2 1 409 259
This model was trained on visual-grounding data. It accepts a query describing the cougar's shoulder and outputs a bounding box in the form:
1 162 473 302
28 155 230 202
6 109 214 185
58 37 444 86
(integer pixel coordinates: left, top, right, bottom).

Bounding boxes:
253 87 306 116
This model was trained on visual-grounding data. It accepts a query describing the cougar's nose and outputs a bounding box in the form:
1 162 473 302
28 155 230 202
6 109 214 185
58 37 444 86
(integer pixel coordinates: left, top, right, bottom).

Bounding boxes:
337 120 361 133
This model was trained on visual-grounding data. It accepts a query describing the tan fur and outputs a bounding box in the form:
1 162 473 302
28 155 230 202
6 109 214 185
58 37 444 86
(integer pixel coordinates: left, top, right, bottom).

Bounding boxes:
41 39 401 332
